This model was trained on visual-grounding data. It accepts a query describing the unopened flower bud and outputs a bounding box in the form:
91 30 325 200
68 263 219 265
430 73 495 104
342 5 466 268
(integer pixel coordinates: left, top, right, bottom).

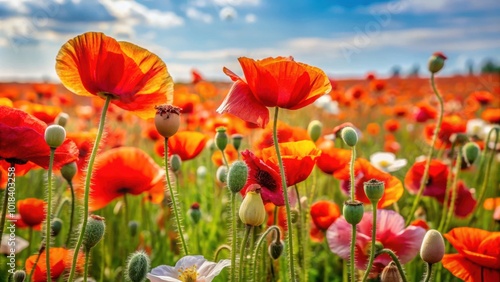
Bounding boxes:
170 154 182 173
129 221 139 237
380 261 402 282
61 162 77 183
44 124 66 148
126 251 150 282
215 127 228 151
51 218 63 237
290 209 300 224
420 229 445 264
343 200 364 225
154 104 181 138
83 214 105 252
364 179 385 204
231 134 243 150
462 142 480 167
216 166 228 183
12 270 26 282
268 240 284 260
55 112 69 128
428 52 447 74
341 127 358 147
239 184 266 226
188 202 202 224
226 161 248 193
307 120 323 142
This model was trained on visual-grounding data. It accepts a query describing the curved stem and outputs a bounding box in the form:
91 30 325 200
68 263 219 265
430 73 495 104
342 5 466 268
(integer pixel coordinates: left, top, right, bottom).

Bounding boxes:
45 148 55 282
423 263 433 282
252 226 281 282
84 250 91 282
28 247 43 281
272 107 296 281
376 248 408 282
406 73 444 226
439 149 462 232
349 224 357 282
238 225 253 282
214 244 231 261
230 192 238 282
68 95 111 281
66 181 76 247
164 138 189 255
362 203 378 282
0 163 14 244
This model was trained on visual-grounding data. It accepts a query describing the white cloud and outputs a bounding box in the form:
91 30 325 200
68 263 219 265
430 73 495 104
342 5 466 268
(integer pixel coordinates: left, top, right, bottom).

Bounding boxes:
186 7 213 23
364 0 500 14
219 6 237 21
245 13 256 23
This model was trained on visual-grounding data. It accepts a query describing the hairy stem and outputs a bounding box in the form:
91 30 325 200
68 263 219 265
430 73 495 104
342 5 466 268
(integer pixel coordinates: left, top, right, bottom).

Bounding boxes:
45 148 56 282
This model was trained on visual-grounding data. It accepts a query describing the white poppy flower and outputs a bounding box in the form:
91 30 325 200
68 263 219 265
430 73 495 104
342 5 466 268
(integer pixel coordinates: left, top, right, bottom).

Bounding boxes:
147 255 230 282
466 119 486 138
1 235 29 254
370 152 407 173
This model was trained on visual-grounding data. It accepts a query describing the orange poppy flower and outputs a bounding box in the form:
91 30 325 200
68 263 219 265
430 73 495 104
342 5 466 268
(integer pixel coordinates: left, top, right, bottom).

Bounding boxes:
155 131 207 161
424 114 466 148
56 32 172 119
0 97 13 107
442 227 500 282
217 56 331 128
345 85 366 100
410 219 429 231
212 144 239 166
253 121 309 151
195 81 218 99
469 90 495 106
366 123 381 136
316 139 351 175
484 197 500 210
383 134 401 154
33 83 57 99
337 158 404 208
392 105 409 118
143 120 162 142
88 147 164 211
0 106 78 169
18 198 46 228
482 108 500 124
383 119 400 133
25 248 84 282
265 203 287 234
66 130 98 176
369 79 386 92
310 200 341 231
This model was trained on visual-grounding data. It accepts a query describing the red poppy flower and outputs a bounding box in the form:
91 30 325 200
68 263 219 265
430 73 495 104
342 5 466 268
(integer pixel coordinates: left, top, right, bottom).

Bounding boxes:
191 69 204 84
265 203 287 235
217 56 331 128
345 85 366 100
66 130 98 176
18 198 46 228
413 101 437 123
310 200 341 231
442 227 500 282
424 114 466 148
469 91 495 106
482 108 500 124
88 147 165 211
316 139 351 175
33 83 57 99
0 106 78 169
437 181 477 218
384 119 400 132
56 32 172 119
25 248 84 282
366 123 381 136
155 131 207 161
405 159 448 197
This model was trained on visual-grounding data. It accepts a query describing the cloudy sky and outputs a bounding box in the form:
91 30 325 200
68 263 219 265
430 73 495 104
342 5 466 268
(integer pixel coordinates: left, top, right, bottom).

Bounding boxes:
0 0 499 82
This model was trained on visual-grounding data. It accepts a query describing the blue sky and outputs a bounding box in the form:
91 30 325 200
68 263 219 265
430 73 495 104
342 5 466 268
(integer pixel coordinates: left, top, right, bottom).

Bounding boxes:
0 0 499 82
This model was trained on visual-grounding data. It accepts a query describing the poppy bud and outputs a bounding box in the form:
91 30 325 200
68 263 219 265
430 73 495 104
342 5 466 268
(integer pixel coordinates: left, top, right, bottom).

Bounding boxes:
188 202 201 224
215 127 228 151
55 112 69 127
170 154 182 173
462 142 480 167
51 218 63 237
420 229 445 264
216 165 228 183
61 162 77 183
231 133 244 150
239 184 266 226
268 240 284 260
44 124 66 149
197 166 207 179
12 270 26 282
129 221 139 237
380 261 402 282
307 120 323 142
428 52 447 74
154 104 181 138
364 179 385 204
341 127 358 147
226 161 248 193
343 200 364 225
83 214 105 252
290 209 300 224
126 251 150 282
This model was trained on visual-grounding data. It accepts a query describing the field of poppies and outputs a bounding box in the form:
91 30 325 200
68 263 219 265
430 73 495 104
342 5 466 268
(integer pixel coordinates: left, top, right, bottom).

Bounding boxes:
0 32 499 282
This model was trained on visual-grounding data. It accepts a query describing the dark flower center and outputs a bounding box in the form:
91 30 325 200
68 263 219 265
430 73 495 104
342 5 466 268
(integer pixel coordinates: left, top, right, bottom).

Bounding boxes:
256 169 277 191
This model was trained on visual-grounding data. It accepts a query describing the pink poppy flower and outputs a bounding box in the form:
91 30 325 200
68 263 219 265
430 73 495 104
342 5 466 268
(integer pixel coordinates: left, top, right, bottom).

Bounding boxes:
327 209 426 275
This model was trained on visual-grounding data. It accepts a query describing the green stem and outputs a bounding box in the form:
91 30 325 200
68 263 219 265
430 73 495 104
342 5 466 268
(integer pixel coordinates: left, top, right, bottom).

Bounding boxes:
406 73 444 226
238 225 253 282
230 192 238 282
164 138 189 255
213 244 231 261
438 159 455 228
376 248 408 282
84 250 90 282
252 226 281 282
45 148 55 282
272 107 296 281
68 95 111 281
28 247 43 281
423 263 433 282
66 181 76 247
349 224 357 282
440 149 462 232
0 163 14 244
362 203 378 282
349 147 356 201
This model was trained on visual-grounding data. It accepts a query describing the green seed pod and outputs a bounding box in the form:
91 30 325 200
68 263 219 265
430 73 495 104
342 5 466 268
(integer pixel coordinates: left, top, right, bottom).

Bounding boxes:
462 142 480 167
215 127 228 151
341 127 358 147
12 270 26 282
83 214 106 252
51 218 63 237
188 202 201 224
307 120 323 142
226 161 248 193
129 221 139 237
170 154 182 173
216 165 228 183
428 52 447 74
126 251 150 282
231 134 244 150
44 124 66 149
61 162 77 183
420 229 445 264
364 179 385 204
55 112 69 128
268 240 284 260
343 200 364 225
